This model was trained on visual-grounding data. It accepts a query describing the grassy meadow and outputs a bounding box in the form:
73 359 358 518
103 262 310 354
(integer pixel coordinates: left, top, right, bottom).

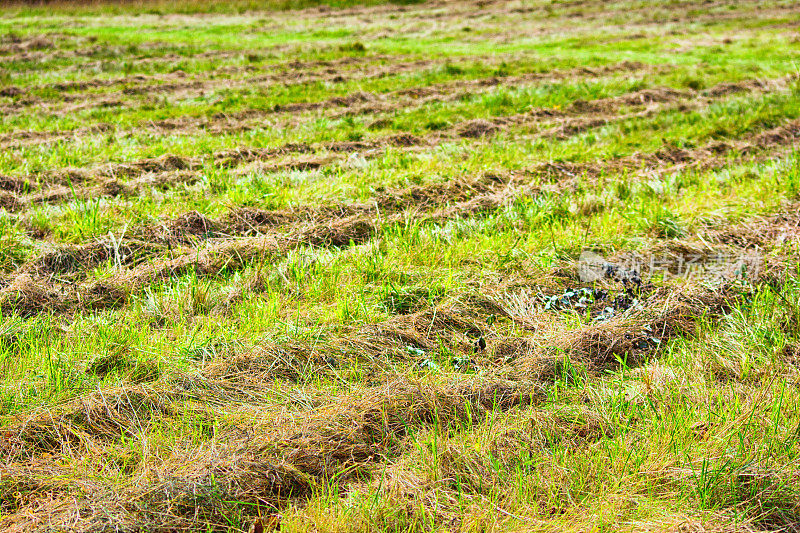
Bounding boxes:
2 0 800 531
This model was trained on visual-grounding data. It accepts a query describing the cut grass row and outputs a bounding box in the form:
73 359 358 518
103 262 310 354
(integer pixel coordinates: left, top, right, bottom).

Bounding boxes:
0 78 797 255
2 145 798 410
1 222 797 531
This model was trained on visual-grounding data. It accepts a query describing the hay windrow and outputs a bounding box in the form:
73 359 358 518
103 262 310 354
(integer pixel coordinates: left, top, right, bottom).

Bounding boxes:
3 139 797 319
538 284 739 371
26 240 166 278
0 259 761 526
1 74 794 206
1 387 174 462
702 202 800 249
0 377 542 530
0 60 657 152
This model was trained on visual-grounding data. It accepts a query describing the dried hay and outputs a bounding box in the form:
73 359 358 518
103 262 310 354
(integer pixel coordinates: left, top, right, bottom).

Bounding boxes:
204 341 334 385
1 387 173 461
28 240 165 277
374 174 501 211
457 118 500 138
99 154 195 178
538 284 737 371
291 216 377 247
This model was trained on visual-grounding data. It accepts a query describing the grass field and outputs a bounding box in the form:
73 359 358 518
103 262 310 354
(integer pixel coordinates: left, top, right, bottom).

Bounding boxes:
2 0 800 531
